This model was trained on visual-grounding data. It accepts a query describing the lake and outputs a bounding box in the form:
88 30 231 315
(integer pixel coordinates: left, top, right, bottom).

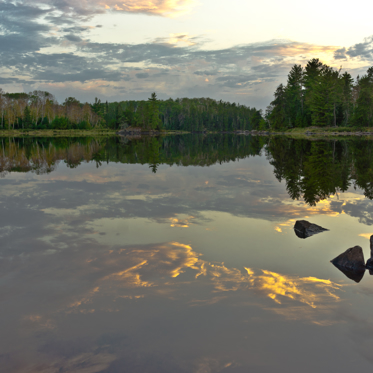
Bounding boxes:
2 135 373 372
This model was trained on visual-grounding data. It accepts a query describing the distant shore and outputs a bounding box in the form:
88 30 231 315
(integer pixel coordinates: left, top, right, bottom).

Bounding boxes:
0 127 372 138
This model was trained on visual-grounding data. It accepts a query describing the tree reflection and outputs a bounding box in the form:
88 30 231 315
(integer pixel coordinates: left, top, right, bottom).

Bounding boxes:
0 135 266 176
3 135 373 206
265 137 373 206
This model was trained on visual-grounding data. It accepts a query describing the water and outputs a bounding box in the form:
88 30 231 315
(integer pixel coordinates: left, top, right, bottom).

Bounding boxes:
2 135 373 372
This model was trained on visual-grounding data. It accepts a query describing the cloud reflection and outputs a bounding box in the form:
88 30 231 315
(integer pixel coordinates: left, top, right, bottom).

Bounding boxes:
57 241 343 325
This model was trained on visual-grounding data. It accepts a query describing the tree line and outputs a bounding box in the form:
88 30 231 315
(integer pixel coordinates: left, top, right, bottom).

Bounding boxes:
0 90 102 130
267 59 373 129
0 88 264 132
91 94 264 132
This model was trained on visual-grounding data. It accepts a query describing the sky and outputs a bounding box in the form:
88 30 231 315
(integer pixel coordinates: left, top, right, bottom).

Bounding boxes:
1 0 373 108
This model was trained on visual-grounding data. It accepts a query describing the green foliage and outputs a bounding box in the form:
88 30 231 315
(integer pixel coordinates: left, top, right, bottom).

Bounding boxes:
268 84 287 129
352 72 373 127
51 117 70 129
148 92 162 130
0 89 261 132
269 59 373 129
93 95 263 132
23 106 32 129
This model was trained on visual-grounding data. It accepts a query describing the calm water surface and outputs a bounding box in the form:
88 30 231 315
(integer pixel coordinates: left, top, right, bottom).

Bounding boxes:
2 135 373 372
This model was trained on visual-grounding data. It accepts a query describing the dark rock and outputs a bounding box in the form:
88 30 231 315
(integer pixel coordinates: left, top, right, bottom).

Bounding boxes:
366 257 373 271
331 246 365 272
365 235 373 272
331 246 366 283
294 220 329 239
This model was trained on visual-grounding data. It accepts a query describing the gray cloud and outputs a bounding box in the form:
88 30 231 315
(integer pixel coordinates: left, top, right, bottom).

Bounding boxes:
2 1 372 109
334 36 373 61
334 47 347 60
34 69 124 83
64 34 83 42
135 73 150 79
194 70 218 76
346 37 373 59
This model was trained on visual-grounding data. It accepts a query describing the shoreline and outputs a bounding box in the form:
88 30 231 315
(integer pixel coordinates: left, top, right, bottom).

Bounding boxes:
0 127 372 139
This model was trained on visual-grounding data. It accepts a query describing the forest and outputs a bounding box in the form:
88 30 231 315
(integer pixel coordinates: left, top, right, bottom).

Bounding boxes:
267 59 373 129
0 89 264 132
0 90 102 130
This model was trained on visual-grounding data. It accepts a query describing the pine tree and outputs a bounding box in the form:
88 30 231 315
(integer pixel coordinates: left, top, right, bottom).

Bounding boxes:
303 58 324 126
340 72 354 126
285 65 304 127
23 105 32 129
148 92 162 130
308 66 340 127
269 84 287 129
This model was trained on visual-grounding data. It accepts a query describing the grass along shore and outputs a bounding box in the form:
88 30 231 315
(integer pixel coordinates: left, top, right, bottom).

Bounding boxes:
278 126 373 138
0 129 193 137
0 127 372 138
0 129 118 137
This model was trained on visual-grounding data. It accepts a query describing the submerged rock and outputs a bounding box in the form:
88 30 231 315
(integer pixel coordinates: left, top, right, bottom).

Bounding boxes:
294 220 329 239
331 246 366 272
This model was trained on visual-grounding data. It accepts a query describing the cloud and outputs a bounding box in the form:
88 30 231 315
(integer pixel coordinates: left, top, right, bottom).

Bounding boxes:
345 36 373 59
153 33 199 46
334 47 347 60
135 72 150 79
21 0 198 19
2 0 373 107
194 70 218 76
101 0 198 17
332 36 373 61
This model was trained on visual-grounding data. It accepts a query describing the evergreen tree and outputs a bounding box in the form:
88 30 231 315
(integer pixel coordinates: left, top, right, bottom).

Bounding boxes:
303 58 324 126
23 105 32 129
285 65 304 127
268 84 287 129
340 72 354 126
148 92 162 130
353 68 373 127
308 66 341 127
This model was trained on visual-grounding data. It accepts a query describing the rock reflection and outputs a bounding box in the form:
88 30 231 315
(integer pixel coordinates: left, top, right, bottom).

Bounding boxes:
331 264 365 283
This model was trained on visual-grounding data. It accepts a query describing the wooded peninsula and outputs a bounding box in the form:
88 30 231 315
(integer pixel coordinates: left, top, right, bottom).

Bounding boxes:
0 91 263 132
1 58 373 133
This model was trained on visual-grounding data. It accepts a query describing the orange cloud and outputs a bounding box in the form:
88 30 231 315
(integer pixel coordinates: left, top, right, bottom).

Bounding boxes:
359 233 373 240
101 0 198 17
